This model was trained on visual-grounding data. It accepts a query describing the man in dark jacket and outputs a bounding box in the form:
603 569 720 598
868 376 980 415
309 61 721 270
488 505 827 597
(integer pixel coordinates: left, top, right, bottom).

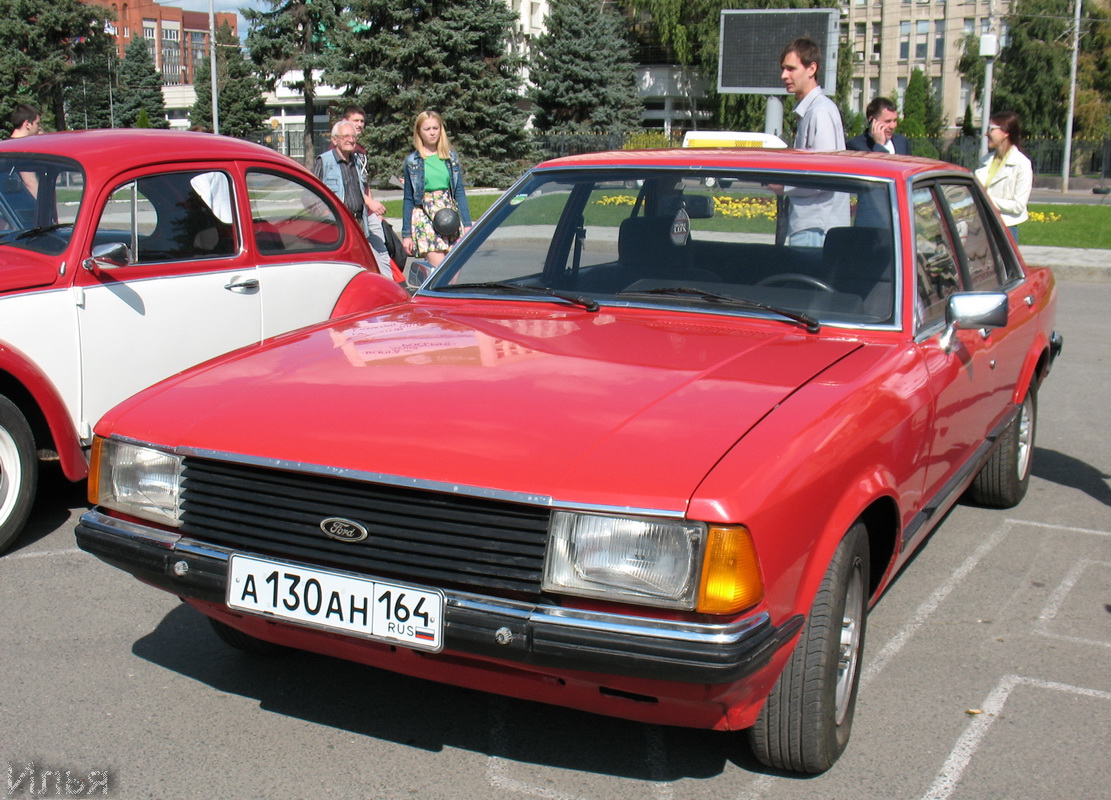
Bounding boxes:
847 97 910 155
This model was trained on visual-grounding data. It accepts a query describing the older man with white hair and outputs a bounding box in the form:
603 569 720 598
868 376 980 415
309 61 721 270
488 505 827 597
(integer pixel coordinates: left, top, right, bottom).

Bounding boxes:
313 119 392 278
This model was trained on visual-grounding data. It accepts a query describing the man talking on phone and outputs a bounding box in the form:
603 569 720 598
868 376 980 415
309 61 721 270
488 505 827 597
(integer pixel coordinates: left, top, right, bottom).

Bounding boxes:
847 97 910 155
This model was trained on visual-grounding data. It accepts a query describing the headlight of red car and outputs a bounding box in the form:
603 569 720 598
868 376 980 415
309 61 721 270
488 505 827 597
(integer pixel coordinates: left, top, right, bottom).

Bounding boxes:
89 437 184 528
543 512 763 614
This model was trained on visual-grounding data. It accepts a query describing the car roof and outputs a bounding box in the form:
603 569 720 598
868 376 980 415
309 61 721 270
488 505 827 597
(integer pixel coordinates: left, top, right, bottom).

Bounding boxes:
0 129 306 179
536 147 968 181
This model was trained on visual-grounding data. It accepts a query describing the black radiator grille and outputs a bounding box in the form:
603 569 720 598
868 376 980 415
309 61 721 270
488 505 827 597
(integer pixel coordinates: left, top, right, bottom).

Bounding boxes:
180 458 552 594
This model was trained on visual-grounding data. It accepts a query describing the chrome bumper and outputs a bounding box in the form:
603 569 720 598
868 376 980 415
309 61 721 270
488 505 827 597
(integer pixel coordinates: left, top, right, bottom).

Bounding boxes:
76 510 800 684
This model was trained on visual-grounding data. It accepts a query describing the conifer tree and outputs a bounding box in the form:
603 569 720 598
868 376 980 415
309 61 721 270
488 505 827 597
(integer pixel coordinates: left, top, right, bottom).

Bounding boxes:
529 0 643 135
328 0 532 187
245 0 346 162
192 21 268 137
64 38 120 130
0 0 114 131
116 37 169 128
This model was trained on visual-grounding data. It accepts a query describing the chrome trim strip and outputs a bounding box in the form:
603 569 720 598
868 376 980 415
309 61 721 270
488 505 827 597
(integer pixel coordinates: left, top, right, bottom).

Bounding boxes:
87 513 182 549
80 511 762 645
100 439 688 519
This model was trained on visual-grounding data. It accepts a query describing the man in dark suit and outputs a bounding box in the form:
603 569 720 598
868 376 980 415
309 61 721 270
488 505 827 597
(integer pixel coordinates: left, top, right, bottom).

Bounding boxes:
847 97 910 155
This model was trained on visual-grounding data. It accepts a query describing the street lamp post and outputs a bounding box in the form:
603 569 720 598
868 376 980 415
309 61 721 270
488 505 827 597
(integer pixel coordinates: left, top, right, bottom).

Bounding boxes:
209 0 219 135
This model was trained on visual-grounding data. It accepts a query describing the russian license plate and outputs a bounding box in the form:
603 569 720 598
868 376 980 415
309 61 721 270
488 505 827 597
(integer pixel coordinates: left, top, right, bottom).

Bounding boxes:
226 554 444 652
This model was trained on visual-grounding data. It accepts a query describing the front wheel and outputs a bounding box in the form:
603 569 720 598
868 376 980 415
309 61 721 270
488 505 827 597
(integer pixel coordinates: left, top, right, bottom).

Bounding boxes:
748 522 870 774
0 396 38 554
967 388 1036 508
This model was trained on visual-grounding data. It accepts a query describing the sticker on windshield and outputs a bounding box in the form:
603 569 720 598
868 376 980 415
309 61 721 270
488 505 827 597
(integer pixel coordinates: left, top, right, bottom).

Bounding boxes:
670 207 690 246
510 194 527 205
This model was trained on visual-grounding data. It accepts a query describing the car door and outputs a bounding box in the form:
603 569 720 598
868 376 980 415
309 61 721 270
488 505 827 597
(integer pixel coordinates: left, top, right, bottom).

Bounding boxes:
244 168 368 338
911 180 1003 506
74 166 261 438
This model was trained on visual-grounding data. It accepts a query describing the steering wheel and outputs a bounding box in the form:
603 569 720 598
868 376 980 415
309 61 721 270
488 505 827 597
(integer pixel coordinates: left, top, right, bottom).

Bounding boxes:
755 273 836 293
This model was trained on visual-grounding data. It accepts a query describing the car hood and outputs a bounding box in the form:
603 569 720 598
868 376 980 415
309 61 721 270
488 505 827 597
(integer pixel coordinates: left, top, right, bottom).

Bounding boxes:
103 302 862 512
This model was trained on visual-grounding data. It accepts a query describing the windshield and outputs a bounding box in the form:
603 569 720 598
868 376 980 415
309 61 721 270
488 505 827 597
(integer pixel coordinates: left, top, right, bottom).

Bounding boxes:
425 168 899 328
0 155 84 255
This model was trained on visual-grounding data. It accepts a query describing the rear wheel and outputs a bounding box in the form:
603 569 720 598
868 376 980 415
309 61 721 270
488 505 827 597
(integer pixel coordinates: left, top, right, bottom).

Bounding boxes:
208 617 290 656
0 396 38 554
968 388 1036 508
748 522 869 774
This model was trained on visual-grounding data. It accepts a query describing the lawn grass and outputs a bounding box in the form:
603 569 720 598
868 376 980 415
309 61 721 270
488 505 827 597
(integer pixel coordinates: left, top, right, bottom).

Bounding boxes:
385 196 1111 250
1021 204 1111 249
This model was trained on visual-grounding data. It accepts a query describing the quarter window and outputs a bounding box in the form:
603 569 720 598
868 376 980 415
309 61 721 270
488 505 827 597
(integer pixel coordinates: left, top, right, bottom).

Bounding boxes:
939 183 1004 291
247 170 342 254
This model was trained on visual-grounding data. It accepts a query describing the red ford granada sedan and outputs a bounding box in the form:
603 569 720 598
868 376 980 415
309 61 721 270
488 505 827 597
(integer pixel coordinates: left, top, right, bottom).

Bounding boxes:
77 148 1061 773
0 130 406 553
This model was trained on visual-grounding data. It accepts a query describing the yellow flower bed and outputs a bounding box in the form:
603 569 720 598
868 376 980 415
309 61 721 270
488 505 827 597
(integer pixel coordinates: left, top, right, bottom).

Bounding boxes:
1027 209 1062 224
593 194 779 220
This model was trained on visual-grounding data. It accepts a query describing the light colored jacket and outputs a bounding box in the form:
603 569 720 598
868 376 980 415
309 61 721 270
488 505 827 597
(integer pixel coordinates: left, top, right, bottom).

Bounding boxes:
975 147 1032 227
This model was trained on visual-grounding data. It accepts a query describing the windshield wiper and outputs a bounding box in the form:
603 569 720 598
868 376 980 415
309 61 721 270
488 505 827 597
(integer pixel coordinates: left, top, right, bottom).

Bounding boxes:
0 223 70 243
433 281 600 312
617 286 821 333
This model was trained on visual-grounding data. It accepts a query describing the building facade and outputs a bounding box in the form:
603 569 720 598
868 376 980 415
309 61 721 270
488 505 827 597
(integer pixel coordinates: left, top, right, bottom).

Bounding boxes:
79 0 236 88
841 0 1008 130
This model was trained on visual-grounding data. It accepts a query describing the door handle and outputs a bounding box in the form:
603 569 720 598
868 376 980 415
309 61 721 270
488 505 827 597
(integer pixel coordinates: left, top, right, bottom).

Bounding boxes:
224 278 259 293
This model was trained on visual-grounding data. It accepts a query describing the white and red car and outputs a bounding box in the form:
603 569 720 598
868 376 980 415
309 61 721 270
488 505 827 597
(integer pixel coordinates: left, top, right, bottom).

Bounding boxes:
0 129 406 552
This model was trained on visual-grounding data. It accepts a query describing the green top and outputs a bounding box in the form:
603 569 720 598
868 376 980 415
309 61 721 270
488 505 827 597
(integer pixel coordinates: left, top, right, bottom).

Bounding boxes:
423 154 450 193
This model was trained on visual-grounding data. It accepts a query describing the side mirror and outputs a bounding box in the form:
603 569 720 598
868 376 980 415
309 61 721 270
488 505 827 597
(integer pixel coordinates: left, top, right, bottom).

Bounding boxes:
405 259 434 292
939 292 1008 353
82 241 132 273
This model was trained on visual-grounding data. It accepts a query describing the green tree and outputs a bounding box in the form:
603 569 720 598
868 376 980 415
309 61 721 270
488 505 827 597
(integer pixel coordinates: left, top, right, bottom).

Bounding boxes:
624 0 839 131
899 68 929 137
64 38 120 129
1075 1 1111 138
994 0 1072 137
115 36 169 128
961 103 977 137
0 0 114 132
956 32 986 108
246 0 345 163
530 0 643 134
192 21 268 137
327 0 532 187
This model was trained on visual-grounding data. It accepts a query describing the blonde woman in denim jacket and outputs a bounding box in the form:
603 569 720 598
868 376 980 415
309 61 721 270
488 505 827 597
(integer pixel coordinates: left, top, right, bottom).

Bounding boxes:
975 111 1033 243
401 111 472 267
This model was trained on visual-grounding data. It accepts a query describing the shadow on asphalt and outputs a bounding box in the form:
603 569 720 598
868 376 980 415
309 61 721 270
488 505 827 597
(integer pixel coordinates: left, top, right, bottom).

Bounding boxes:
131 603 809 783
6 462 89 554
1032 446 1111 507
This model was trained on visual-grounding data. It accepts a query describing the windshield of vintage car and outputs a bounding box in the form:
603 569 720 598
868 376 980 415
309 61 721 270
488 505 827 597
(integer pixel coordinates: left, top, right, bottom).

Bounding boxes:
0 156 84 256
426 169 898 327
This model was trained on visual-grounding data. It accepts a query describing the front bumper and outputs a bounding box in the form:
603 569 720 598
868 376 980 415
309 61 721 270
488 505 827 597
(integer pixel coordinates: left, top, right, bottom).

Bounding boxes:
76 510 800 685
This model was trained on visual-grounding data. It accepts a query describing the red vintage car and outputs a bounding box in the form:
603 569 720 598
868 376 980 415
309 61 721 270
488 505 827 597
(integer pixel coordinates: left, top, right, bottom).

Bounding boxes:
0 130 405 553
77 149 1061 774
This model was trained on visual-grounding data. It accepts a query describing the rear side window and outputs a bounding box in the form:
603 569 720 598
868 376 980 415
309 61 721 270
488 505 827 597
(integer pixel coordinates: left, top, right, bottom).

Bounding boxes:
939 183 1007 291
247 170 342 254
95 170 237 263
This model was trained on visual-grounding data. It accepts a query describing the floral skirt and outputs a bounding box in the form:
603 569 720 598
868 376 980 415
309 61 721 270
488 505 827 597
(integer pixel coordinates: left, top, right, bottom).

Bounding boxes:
411 189 458 256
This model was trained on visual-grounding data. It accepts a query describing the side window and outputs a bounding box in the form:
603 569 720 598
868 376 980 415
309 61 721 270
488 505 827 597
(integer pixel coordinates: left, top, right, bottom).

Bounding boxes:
247 170 342 254
939 183 1004 291
95 170 236 263
912 186 963 330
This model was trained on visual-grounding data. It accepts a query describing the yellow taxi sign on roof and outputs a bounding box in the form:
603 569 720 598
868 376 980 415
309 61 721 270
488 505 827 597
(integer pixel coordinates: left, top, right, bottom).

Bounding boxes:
681 131 787 149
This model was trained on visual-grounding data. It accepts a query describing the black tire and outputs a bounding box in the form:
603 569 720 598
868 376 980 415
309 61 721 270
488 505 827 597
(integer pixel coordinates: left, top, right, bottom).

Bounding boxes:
968 388 1036 508
0 395 38 555
208 617 290 656
748 522 870 774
